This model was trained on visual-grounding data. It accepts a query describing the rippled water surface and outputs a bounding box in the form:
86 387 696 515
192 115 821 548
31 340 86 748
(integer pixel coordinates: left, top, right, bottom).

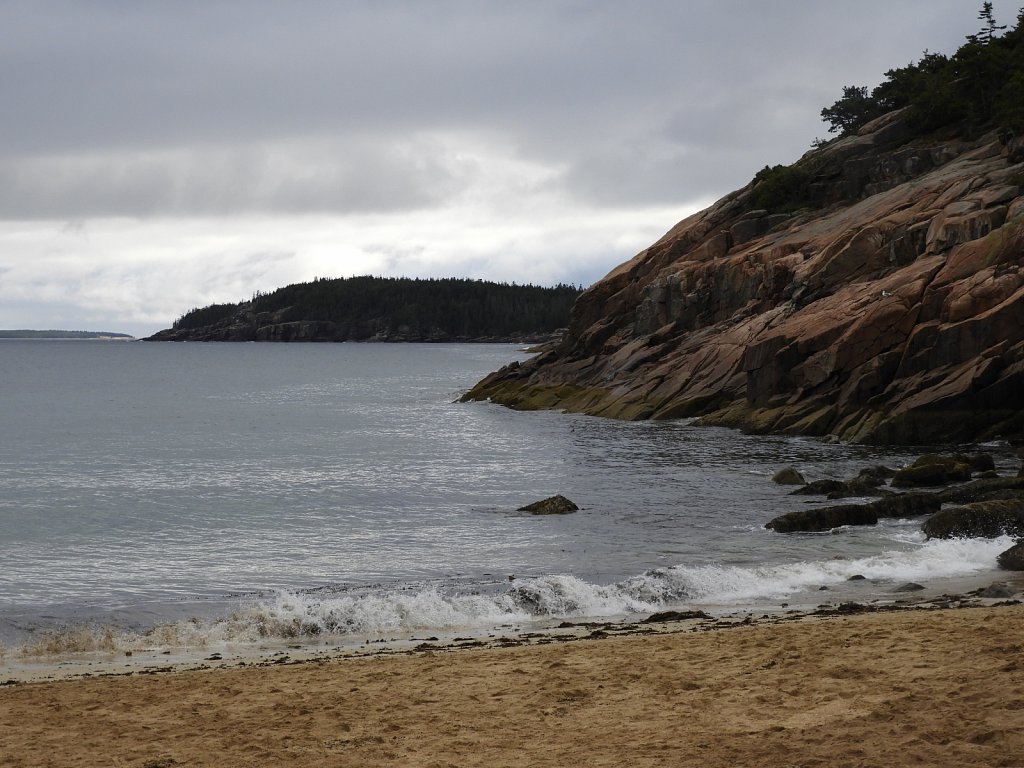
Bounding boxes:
0 340 1017 650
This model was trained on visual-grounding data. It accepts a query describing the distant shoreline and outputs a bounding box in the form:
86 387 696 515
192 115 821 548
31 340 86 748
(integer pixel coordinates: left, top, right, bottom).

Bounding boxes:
0 330 134 340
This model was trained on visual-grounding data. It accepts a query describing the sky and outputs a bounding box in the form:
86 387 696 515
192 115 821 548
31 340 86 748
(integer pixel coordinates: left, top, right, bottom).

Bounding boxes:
0 1 993 336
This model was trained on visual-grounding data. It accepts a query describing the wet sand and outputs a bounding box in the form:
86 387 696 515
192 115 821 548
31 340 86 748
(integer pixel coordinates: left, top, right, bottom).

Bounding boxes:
2 603 1023 767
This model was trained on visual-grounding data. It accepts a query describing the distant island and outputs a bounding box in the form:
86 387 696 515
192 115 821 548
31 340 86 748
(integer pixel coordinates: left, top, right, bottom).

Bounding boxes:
0 330 134 340
147 276 582 343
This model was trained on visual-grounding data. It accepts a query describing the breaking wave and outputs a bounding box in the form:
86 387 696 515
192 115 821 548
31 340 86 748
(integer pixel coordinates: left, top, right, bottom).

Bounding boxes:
11 535 1013 657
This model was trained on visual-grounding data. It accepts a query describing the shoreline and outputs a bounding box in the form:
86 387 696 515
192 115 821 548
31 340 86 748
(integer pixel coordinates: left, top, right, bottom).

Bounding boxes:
2 600 1022 766
3 578 1020 683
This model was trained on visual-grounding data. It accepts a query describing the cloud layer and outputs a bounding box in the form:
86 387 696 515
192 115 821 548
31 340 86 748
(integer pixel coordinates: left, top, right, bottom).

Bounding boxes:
0 0 984 333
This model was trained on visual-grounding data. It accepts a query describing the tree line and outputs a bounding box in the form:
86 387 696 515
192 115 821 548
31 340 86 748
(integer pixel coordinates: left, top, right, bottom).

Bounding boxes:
172 276 583 339
820 3 1024 139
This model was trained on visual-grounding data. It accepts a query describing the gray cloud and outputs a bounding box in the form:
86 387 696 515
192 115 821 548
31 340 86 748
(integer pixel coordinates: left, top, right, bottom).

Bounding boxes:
1 0 980 219
0 0 1002 334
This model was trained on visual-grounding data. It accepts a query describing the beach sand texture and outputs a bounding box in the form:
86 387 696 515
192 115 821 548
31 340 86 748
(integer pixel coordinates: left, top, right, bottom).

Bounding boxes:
2 605 1022 767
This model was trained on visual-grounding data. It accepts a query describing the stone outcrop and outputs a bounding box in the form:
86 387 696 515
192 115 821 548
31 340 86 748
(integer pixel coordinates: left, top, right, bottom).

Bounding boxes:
997 542 1024 570
462 114 1024 445
772 467 806 485
517 495 579 515
766 492 940 533
921 499 1024 538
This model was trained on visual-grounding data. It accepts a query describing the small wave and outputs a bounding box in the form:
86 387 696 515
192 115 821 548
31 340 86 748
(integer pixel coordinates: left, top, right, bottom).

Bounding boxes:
8 536 1012 657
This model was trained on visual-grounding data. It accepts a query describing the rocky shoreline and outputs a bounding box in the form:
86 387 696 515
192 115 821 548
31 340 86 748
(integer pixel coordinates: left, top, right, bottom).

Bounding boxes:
764 450 1024 569
461 111 1024 446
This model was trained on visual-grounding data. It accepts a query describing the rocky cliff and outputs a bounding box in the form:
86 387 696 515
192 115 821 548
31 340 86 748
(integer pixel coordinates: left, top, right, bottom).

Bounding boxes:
463 112 1024 445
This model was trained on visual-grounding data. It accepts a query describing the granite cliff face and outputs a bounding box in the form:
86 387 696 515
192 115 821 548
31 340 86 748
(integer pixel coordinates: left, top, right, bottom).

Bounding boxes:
463 112 1024 445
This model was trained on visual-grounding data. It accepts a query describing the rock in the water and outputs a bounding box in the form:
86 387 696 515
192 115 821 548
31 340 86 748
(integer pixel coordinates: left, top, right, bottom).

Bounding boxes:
517 495 579 515
891 462 972 488
955 452 996 473
766 504 878 533
857 465 896 483
641 610 712 623
790 479 848 496
996 541 1024 571
847 574 867 581
978 581 1017 597
767 492 939 533
922 499 1024 539
870 492 942 519
937 476 1024 504
893 582 926 592
772 467 806 485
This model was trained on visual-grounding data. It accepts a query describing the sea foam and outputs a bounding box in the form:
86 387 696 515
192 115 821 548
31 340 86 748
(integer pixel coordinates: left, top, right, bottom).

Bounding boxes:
219 534 1013 641
10 535 1013 656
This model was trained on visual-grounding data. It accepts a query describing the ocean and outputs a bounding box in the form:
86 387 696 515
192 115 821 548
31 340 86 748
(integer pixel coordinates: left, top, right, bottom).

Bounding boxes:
0 340 1017 662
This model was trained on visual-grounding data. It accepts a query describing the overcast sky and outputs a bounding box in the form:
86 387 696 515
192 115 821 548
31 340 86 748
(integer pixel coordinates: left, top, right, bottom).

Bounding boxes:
0 0 990 335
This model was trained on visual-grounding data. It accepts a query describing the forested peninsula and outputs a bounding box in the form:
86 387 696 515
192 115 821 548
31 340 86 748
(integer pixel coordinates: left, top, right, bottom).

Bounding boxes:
464 6 1024 445
147 276 581 343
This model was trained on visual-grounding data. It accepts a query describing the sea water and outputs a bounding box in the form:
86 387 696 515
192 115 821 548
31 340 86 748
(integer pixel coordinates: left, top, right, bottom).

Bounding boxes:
0 340 1017 656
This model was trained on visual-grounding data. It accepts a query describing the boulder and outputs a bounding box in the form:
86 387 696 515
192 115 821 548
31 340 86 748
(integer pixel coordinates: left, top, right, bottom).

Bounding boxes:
517 495 579 515
870 492 941 519
772 467 806 485
768 492 940 533
766 504 878 533
641 610 712 623
937 477 1024 505
978 581 1017 596
858 465 896 482
893 582 925 592
955 453 996 473
891 462 972 488
921 499 1024 539
790 479 848 496
996 542 1024 571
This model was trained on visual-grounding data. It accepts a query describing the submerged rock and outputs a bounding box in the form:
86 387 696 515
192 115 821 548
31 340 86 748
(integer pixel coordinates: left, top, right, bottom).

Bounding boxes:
922 499 1024 539
772 467 806 485
891 461 972 488
767 492 939 533
766 504 878 533
517 495 580 515
996 542 1024 571
978 581 1017 596
790 479 847 496
870 492 941 519
937 476 1024 505
893 582 926 592
642 610 712 623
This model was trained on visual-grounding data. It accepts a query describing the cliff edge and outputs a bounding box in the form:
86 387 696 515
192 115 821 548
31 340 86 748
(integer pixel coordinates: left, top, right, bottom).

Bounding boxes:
463 114 1024 445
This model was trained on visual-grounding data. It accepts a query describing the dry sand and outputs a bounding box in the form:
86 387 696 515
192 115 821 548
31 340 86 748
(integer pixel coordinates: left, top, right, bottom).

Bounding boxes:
2 604 1023 767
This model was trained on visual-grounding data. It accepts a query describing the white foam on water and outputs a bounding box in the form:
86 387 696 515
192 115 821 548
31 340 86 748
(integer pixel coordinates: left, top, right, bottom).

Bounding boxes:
210 535 1013 641
8 536 1013 656
634 535 1015 604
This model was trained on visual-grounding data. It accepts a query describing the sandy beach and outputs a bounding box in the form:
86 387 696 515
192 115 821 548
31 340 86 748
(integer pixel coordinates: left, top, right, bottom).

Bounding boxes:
2 603 1022 767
